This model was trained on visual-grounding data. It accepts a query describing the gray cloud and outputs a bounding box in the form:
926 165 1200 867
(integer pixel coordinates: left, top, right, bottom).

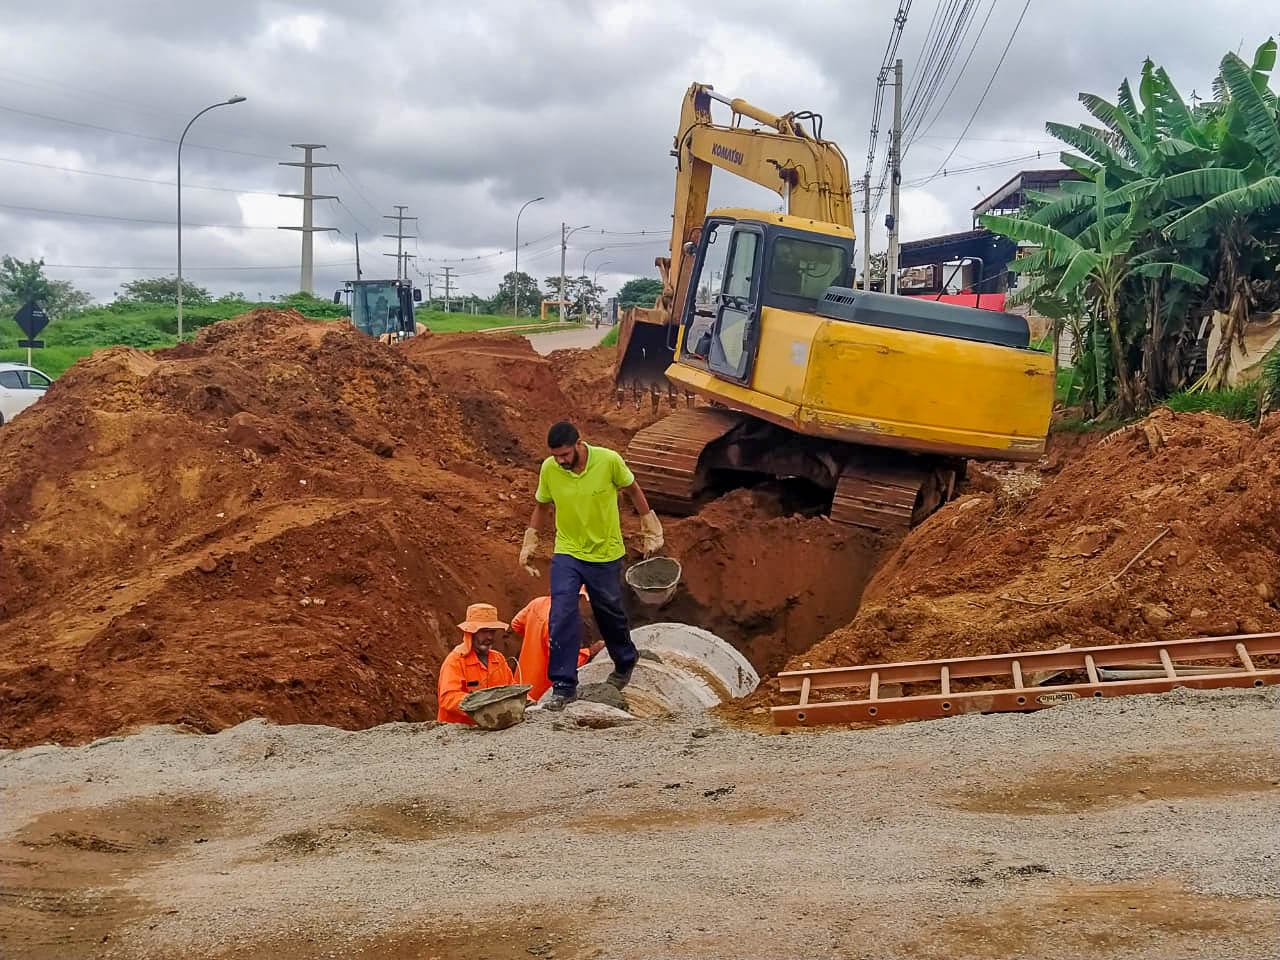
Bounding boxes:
0 0 1269 301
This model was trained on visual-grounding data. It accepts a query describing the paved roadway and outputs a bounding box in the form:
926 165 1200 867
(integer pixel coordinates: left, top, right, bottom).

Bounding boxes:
526 325 609 355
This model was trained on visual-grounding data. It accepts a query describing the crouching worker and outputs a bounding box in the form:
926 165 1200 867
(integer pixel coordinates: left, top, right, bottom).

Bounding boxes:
513 586 605 702
437 602 516 724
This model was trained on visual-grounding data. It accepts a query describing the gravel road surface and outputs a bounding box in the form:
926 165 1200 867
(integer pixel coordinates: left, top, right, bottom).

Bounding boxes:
2 687 1277 960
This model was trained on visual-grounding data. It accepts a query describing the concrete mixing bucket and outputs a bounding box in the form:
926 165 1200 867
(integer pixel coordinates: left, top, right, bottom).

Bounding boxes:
625 557 682 607
566 623 759 716
460 684 533 730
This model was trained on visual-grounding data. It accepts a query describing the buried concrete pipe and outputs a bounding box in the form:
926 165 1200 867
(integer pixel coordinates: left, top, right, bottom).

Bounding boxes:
548 622 760 717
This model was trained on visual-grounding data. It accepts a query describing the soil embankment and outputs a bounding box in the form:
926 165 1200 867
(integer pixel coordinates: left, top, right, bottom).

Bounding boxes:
0 313 875 747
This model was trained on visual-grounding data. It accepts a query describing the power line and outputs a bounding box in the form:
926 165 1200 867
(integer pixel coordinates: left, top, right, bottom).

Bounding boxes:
0 102 282 161
927 0 1033 180
0 154 280 195
0 67 175 120
35 260 351 272
863 0 914 206
903 0 984 150
902 150 1042 187
0 199 277 229
909 0 1001 148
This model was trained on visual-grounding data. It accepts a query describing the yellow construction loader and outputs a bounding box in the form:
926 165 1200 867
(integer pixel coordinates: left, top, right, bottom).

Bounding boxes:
616 83 1055 534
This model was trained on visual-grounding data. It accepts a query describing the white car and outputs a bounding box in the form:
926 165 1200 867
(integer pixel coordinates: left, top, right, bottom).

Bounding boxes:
0 362 53 425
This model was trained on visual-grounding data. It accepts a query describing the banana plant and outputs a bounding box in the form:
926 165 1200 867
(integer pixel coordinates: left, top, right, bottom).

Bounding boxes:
984 174 1207 415
1165 47 1280 387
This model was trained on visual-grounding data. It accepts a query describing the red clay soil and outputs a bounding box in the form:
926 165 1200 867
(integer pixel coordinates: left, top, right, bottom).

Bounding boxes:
793 408 1280 672
0 312 870 748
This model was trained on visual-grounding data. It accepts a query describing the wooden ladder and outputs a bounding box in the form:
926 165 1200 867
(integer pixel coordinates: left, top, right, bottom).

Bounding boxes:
772 632 1280 727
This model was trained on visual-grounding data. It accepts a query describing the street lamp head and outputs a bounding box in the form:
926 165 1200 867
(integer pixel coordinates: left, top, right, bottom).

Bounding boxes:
534 195 545 202
227 95 247 104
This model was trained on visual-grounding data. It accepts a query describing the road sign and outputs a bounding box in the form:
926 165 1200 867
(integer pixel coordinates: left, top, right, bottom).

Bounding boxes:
14 300 49 339
16 339 44 349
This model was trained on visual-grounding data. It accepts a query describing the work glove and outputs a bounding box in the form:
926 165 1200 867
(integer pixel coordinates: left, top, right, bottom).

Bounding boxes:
519 527 540 578
638 510 665 558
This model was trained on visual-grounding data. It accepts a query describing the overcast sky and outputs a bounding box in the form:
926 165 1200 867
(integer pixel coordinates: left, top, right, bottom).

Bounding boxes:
0 0 1269 303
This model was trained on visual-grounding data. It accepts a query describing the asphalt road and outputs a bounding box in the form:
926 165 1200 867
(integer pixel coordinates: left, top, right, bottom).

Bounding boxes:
526 324 609 354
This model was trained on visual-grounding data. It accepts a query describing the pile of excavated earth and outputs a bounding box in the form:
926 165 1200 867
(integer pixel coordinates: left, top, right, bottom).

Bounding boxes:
2 308 1277 749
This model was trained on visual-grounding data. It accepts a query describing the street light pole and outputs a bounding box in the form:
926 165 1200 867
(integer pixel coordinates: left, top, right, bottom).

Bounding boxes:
177 95 246 340
513 196 544 318
592 260 614 324
581 245 607 278
559 223 591 323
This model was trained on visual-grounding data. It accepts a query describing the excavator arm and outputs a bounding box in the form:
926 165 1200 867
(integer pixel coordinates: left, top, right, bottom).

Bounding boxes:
617 83 854 392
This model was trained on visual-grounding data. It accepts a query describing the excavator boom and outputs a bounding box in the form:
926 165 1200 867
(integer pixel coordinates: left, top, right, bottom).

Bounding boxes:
614 83 853 393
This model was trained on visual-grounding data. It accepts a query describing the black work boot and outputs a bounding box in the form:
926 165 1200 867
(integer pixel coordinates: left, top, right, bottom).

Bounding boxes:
606 665 635 691
542 691 577 712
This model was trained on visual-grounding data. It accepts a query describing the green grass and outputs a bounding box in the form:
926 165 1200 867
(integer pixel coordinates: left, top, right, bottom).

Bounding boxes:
599 325 619 347
1163 385 1259 420
420 310 567 333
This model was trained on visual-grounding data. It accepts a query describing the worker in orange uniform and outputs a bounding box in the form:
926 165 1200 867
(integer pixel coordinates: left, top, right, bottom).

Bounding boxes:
436 602 516 725
513 586 605 701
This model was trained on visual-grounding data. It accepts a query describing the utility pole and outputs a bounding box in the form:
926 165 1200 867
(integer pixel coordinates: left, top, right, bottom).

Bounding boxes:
558 222 592 323
441 266 454 312
279 144 338 295
425 273 434 305
559 222 568 323
886 59 903 295
862 178 872 291
382 205 417 281
354 233 362 280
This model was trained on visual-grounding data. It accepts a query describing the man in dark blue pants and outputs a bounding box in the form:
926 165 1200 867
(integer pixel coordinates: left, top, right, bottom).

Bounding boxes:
519 420 665 709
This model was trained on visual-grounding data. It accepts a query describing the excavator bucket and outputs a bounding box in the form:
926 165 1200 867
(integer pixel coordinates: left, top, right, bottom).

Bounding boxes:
613 307 676 396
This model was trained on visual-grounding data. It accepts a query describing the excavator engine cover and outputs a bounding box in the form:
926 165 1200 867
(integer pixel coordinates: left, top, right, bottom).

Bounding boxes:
817 287 1030 349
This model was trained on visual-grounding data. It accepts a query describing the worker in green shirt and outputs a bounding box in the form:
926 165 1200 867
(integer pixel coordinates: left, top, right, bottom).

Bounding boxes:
519 420 664 710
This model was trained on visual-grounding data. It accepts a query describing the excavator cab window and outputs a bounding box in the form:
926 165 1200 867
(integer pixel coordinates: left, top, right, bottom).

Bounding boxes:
680 218 734 363
706 226 764 383
768 236 847 301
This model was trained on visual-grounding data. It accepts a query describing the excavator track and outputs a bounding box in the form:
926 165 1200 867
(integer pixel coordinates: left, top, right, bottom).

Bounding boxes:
830 462 928 534
626 408 743 515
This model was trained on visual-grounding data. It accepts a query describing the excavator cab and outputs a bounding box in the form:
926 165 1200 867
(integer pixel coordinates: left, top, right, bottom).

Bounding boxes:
673 212 854 384
615 213 854 398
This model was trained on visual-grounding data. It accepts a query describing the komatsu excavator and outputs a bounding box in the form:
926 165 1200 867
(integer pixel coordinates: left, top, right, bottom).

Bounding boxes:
616 83 1055 534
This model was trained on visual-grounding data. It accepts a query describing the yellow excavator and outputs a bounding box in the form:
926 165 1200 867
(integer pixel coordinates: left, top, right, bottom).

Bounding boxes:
616 83 1055 533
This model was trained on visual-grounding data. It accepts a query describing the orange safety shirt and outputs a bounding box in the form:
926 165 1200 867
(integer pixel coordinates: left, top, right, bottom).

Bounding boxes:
436 633 516 725
512 596 592 701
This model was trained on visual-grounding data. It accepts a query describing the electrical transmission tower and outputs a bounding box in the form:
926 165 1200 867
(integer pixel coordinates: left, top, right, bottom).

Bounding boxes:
441 266 455 312
279 144 338 294
382 206 417 281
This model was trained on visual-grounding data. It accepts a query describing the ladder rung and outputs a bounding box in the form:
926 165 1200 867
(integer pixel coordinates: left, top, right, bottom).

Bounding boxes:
1011 660 1024 689
1158 648 1177 680
870 671 880 701
1085 654 1099 684
940 665 951 697
1236 642 1256 673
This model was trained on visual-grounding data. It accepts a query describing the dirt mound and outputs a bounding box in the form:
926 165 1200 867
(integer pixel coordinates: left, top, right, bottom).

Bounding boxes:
795 408 1280 671
0 312 543 748
0 316 873 748
405 334 632 457
547 345 668 436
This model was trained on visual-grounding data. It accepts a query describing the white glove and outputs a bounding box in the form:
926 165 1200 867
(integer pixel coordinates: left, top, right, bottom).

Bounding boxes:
639 511 665 557
519 528 540 577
